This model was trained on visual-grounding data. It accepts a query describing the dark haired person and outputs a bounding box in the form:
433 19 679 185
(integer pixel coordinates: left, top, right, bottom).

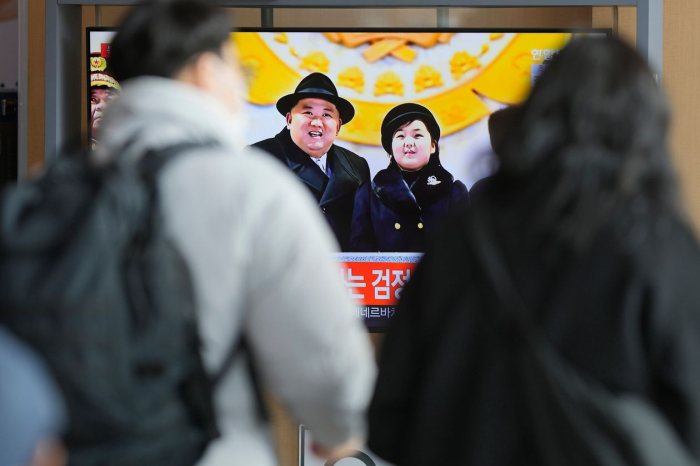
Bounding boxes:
368 37 700 465
96 1 375 465
468 105 520 203
250 72 370 252
349 103 468 252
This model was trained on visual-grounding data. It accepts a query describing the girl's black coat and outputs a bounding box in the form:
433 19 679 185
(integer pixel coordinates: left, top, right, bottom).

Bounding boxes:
349 158 468 252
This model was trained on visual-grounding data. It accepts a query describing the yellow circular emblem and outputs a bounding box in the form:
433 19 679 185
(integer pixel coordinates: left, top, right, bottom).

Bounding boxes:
233 32 571 147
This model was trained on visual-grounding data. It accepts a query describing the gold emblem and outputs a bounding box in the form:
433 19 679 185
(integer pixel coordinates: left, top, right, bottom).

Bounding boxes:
374 71 404 97
450 51 481 80
299 51 330 73
233 32 572 146
415 66 443 93
324 32 451 63
90 56 107 72
338 67 365 94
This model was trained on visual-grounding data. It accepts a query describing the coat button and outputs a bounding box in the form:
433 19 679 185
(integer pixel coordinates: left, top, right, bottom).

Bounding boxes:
395 223 401 230
418 222 424 229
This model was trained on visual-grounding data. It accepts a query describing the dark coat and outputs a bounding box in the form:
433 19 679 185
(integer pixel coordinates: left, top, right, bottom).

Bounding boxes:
367 177 700 465
251 128 370 251
349 157 469 252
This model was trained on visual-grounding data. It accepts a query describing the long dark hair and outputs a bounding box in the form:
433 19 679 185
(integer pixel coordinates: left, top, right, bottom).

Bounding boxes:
498 37 679 251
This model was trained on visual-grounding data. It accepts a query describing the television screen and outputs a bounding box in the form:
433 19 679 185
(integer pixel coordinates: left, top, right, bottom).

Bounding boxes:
88 27 607 466
87 28 607 331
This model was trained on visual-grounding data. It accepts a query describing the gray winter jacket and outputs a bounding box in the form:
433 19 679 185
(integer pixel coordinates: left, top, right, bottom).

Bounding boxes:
96 77 376 465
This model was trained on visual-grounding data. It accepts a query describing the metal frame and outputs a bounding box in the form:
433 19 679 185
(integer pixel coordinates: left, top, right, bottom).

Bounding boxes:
18 0 663 178
18 0 27 180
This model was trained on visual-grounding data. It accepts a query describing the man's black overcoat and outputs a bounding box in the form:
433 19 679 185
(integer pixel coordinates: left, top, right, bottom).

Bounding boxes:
252 128 370 251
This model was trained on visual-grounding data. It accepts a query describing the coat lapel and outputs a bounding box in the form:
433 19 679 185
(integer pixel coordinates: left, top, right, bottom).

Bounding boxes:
274 129 328 195
319 146 361 206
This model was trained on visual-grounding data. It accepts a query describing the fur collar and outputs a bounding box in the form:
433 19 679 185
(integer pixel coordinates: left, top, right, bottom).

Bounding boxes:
372 156 454 215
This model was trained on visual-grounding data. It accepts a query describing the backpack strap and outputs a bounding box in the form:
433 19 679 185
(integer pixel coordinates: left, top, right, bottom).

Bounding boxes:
212 336 268 421
137 141 268 421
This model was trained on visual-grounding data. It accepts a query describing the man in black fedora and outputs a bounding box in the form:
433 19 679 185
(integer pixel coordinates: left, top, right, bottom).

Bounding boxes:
251 72 370 252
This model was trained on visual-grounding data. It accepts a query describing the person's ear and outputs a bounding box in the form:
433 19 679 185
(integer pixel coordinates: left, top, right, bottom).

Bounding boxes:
192 52 220 90
430 140 436 155
286 113 293 130
175 51 218 91
336 118 342 136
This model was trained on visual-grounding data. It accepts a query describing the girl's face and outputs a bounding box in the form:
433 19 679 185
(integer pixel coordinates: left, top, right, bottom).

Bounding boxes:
392 120 435 171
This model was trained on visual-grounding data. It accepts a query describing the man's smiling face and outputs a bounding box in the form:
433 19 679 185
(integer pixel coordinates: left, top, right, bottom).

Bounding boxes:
286 98 341 158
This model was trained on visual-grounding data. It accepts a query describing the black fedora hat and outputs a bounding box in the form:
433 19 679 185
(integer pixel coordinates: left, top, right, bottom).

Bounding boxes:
276 72 355 123
381 103 440 154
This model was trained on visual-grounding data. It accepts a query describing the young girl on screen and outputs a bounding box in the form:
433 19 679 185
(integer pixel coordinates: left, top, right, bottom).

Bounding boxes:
349 103 469 252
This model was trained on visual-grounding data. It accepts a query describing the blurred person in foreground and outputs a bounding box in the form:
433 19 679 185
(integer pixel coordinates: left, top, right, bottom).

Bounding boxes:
367 37 700 465
97 1 376 464
0 325 66 466
467 104 519 204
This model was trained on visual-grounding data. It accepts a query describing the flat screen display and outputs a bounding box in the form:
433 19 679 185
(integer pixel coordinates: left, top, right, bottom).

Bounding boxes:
88 28 608 331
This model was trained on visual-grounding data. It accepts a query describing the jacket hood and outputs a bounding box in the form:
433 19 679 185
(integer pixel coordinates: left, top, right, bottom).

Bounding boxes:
94 77 246 164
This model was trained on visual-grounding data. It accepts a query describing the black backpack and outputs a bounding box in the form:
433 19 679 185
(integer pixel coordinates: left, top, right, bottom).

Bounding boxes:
0 143 220 466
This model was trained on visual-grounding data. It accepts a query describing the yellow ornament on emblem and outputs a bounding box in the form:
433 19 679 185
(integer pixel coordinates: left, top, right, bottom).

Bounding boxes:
375 71 404 97
338 67 365 94
450 51 481 80
414 66 444 93
299 51 330 73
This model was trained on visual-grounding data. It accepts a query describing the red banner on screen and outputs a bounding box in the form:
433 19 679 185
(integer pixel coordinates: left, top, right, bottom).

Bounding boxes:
335 253 422 330
338 261 417 305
